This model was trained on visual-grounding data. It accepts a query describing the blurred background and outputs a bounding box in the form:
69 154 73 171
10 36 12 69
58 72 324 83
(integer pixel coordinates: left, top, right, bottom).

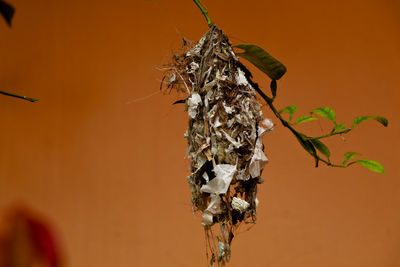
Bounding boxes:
0 0 399 266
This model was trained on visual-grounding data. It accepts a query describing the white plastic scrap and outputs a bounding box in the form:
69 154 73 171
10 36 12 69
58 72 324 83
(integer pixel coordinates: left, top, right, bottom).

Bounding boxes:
249 142 268 178
187 92 202 119
235 68 249 86
249 122 271 177
202 195 224 226
202 212 213 226
206 194 223 214
200 164 236 194
261 118 274 132
231 197 250 213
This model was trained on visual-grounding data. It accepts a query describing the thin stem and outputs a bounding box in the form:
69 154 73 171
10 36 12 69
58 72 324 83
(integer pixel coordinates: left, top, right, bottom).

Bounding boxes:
193 0 213 28
317 156 345 168
305 128 351 140
0 90 38 102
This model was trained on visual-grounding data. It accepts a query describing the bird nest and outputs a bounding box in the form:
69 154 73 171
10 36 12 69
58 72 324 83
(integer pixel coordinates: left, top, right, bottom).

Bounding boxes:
162 26 273 266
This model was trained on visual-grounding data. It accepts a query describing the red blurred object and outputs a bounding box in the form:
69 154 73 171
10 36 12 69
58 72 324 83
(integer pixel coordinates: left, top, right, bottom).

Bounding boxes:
0 205 63 267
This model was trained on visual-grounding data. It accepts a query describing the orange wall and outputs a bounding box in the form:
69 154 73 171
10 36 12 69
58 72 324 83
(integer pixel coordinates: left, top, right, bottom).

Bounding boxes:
0 0 399 266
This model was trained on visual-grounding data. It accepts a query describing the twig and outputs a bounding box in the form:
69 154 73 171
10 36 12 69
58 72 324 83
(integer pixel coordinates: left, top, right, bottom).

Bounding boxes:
0 90 38 102
305 128 351 140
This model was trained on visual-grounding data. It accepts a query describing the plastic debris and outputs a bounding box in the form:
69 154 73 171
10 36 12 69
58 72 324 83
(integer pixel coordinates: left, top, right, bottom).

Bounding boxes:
231 197 250 213
201 164 236 194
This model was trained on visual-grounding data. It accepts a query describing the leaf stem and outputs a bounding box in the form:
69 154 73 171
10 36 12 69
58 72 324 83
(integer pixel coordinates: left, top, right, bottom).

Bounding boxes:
318 157 346 168
193 0 213 28
0 90 38 102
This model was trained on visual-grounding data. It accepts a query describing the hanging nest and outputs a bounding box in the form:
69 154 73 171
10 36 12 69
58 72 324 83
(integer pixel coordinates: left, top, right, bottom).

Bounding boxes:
162 26 273 266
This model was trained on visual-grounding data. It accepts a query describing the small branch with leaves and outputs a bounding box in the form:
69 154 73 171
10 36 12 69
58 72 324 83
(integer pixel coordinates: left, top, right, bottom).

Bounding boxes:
193 0 387 174
232 44 387 174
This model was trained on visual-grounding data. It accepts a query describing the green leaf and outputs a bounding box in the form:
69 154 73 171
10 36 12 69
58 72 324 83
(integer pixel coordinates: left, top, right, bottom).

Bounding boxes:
295 115 317 125
311 107 336 123
233 43 287 80
293 132 319 167
310 139 330 160
334 123 346 131
279 105 297 121
355 159 385 174
343 152 360 165
270 80 277 98
352 116 388 128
